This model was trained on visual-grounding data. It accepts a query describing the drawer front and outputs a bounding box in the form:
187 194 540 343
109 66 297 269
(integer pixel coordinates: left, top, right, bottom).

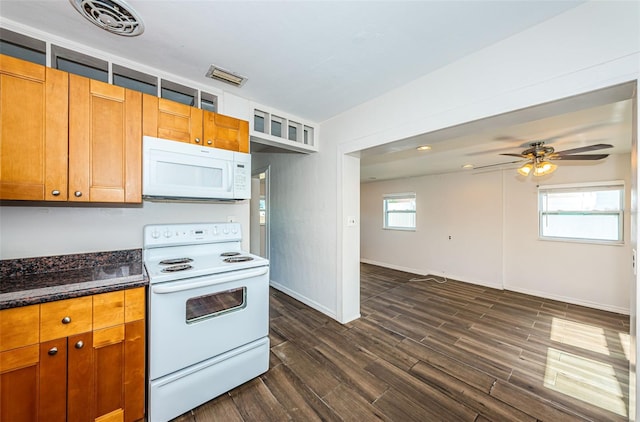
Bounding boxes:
40 296 93 342
125 287 146 322
0 304 40 352
94 290 125 330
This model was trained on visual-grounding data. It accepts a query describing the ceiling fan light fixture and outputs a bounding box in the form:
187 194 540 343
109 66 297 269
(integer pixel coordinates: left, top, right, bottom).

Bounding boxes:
533 160 557 176
517 163 533 176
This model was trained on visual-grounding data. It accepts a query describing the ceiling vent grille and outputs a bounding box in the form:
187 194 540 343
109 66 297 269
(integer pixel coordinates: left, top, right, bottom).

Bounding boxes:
69 0 144 37
205 65 247 88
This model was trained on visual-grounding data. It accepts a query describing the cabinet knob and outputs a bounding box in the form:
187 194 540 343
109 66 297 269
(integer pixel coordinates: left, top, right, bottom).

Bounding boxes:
61 316 72 324
51 190 61 196
195 138 201 143
207 140 212 145
74 191 82 197
48 347 58 356
75 340 84 349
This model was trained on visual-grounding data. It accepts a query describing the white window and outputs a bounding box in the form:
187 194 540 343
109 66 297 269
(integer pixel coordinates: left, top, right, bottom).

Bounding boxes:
383 193 416 230
538 182 624 244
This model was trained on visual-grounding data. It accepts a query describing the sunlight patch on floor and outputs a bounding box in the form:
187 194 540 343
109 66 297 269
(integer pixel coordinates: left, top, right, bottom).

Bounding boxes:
550 317 609 355
544 347 627 417
619 332 631 361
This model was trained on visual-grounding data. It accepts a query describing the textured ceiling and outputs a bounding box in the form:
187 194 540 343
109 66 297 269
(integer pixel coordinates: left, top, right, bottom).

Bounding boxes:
0 0 584 122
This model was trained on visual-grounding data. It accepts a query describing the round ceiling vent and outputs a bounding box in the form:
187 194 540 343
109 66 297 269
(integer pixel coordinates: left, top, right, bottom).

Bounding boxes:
69 0 144 36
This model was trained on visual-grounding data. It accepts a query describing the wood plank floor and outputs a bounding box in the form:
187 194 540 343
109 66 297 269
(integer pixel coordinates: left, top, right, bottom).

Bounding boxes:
171 263 630 421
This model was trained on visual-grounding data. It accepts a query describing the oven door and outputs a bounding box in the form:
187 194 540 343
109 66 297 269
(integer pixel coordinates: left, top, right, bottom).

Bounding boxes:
149 265 269 380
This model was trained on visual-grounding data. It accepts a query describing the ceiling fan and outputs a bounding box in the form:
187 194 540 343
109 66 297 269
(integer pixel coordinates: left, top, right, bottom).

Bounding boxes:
478 141 613 176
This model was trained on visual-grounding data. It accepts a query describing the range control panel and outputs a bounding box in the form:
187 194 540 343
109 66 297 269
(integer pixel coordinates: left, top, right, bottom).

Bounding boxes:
143 222 242 248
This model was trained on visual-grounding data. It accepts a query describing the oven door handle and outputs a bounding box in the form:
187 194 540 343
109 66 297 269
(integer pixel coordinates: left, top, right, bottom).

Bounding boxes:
152 267 268 294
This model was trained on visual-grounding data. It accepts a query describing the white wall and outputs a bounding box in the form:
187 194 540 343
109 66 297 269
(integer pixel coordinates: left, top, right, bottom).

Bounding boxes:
0 201 250 259
361 170 504 288
252 151 339 318
361 154 631 314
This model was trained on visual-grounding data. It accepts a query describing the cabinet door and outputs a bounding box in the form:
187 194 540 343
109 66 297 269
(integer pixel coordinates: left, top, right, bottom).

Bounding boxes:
203 111 249 152
69 74 142 203
143 94 203 144
0 54 68 201
93 325 126 422
124 319 145 422
0 344 40 422
39 338 68 422
67 332 94 422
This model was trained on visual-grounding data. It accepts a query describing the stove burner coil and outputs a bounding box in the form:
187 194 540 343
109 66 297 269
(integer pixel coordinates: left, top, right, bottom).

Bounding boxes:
159 258 193 265
161 264 193 272
223 256 254 263
220 252 241 257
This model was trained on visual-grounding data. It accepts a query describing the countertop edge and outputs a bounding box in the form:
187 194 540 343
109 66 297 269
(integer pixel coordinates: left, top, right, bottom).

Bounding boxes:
0 274 148 310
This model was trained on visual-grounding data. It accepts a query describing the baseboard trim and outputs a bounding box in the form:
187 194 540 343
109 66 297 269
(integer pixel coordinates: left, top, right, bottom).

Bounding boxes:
360 259 425 276
269 280 338 320
360 259 503 290
506 285 630 315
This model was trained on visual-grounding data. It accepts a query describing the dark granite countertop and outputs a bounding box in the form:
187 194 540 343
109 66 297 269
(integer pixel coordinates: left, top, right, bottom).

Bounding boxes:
0 249 148 310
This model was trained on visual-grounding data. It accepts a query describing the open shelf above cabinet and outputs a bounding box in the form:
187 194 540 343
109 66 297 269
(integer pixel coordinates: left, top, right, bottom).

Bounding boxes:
250 106 318 154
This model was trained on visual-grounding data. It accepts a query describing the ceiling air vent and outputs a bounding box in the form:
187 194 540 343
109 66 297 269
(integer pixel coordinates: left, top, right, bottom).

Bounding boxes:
205 65 247 88
69 0 144 37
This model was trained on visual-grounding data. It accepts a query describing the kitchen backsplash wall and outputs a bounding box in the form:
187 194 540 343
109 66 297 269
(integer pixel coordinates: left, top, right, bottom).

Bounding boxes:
0 201 250 259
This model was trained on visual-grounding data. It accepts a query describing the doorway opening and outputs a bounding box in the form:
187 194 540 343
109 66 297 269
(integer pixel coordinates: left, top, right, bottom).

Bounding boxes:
250 167 270 259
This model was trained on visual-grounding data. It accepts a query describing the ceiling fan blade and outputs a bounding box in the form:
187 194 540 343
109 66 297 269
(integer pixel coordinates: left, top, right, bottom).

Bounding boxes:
500 153 526 158
552 154 610 161
554 143 613 155
474 159 524 169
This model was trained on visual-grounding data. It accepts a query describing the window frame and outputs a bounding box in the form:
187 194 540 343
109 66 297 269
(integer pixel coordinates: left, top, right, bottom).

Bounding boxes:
383 193 416 231
538 181 624 245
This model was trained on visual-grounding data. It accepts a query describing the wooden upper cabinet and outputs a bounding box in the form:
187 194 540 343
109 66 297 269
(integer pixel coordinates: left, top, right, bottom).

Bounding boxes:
203 110 249 153
143 94 202 144
69 74 142 203
143 94 249 152
0 54 68 201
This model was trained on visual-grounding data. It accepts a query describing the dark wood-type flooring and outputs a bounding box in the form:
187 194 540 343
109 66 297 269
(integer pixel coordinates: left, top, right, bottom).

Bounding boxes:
172 263 630 421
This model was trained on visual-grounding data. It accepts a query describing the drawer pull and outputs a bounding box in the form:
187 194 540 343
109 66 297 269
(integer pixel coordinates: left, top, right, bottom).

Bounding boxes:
61 316 72 324
48 347 58 356
75 340 84 349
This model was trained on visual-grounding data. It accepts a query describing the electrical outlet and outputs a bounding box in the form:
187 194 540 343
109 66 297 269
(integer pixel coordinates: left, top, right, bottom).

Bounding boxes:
227 216 237 223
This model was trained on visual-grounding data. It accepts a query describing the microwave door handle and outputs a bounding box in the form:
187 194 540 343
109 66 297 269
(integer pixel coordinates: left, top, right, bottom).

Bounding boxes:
228 162 233 192
152 267 268 294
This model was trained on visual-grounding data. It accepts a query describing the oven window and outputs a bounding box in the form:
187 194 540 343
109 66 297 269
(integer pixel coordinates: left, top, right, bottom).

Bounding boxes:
185 287 246 323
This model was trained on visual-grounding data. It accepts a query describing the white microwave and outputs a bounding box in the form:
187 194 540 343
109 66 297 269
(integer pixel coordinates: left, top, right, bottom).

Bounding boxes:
143 136 251 201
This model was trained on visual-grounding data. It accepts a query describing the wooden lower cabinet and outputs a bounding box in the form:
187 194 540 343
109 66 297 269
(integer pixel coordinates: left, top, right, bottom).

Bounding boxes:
0 288 145 422
91 321 145 422
0 344 40 421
